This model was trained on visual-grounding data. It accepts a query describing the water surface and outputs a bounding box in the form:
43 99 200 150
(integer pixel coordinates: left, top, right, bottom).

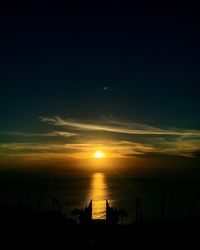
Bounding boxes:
0 171 200 223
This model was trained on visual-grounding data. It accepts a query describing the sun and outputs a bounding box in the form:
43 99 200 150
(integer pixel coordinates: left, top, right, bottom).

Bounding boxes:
93 151 105 159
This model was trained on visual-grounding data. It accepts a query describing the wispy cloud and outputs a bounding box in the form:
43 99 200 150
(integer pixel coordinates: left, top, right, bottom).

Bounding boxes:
38 116 200 158
152 136 200 158
4 131 77 138
1 116 200 161
40 116 200 137
0 140 155 158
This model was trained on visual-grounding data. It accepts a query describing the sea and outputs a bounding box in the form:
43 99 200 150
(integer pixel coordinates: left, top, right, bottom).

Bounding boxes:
0 170 200 223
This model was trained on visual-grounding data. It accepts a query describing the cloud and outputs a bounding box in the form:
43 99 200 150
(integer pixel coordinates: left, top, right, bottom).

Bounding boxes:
37 116 200 158
1 116 200 160
1 134 200 159
0 140 155 158
157 137 200 158
5 131 77 138
40 116 200 137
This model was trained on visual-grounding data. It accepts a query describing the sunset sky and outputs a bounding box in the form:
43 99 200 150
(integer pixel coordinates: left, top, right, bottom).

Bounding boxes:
0 3 200 172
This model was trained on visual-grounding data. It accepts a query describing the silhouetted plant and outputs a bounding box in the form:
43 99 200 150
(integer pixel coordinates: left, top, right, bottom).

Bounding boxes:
189 193 200 218
71 208 81 223
118 209 128 224
36 188 47 210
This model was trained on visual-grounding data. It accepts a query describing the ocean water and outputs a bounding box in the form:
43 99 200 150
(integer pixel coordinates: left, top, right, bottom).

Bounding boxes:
0 171 200 223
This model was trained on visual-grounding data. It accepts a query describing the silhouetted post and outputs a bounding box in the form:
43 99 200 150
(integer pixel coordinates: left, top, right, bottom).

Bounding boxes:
161 189 169 219
136 198 144 224
18 187 30 208
52 198 62 213
189 193 200 218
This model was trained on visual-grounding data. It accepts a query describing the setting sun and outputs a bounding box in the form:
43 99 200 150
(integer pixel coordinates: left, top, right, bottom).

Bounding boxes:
93 151 105 159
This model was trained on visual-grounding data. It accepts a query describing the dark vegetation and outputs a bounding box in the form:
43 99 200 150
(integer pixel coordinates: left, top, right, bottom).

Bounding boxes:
0 197 199 249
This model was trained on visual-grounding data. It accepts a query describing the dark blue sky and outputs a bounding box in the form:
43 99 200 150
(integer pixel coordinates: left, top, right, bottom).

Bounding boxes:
0 2 200 169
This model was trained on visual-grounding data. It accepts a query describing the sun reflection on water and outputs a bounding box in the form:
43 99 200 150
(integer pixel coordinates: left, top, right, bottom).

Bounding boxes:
86 173 108 219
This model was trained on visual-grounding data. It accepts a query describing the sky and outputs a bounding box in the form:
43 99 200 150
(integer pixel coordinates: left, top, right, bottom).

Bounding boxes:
0 2 200 172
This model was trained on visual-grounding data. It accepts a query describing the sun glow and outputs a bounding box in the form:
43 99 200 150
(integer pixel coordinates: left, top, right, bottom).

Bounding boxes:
93 151 105 159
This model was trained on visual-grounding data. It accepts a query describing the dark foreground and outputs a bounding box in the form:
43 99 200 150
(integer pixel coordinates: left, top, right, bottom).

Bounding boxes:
0 207 199 249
